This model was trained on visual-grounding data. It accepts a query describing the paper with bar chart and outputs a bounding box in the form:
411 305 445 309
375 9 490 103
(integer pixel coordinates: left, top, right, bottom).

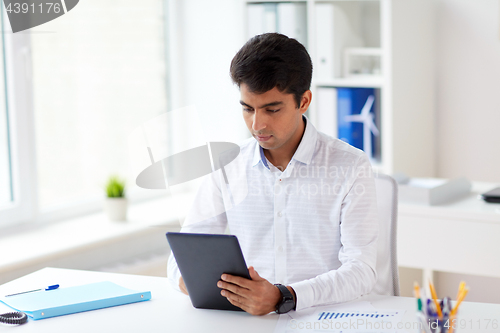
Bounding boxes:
274 301 406 333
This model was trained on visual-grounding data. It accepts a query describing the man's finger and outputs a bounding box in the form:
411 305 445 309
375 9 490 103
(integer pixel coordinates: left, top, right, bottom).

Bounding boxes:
225 294 249 312
224 290 267 316
222 289 247 307
221 274 252 288
179 277 188 295
218 280 250 298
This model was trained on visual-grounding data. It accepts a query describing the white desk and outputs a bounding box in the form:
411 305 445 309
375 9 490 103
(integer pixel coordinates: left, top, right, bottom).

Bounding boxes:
398 182 500 280
1 268 500 333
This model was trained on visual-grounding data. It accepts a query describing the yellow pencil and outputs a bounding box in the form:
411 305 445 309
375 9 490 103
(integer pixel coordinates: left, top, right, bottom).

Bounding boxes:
449 282 466 333
451 287 469 316
456 281 466 300
428 280 443 318
414 282 421 298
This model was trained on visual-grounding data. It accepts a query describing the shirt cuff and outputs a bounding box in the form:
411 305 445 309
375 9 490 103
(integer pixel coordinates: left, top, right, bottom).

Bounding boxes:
167 255 182 292
167 270 181 292
290 280 315 311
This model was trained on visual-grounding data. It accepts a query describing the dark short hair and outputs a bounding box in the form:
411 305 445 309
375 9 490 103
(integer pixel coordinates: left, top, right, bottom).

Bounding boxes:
230 33 312 108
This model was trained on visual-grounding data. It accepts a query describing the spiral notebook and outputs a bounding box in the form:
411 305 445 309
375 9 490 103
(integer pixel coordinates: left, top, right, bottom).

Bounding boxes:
0 281 151 320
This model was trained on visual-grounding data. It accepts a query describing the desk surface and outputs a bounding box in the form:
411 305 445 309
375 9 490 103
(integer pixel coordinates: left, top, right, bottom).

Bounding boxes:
1 268 500 333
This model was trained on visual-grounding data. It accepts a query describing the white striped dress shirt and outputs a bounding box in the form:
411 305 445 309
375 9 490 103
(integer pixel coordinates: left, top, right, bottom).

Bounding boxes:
167 116 378 311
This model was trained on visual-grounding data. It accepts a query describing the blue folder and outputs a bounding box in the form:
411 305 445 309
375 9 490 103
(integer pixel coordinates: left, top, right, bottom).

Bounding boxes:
0 281 151 320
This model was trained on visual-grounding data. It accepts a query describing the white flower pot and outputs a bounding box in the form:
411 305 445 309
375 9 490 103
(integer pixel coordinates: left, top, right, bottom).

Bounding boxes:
105 197 128 221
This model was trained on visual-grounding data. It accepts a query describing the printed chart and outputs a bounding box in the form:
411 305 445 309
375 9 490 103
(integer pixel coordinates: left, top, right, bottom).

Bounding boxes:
274 301 406 333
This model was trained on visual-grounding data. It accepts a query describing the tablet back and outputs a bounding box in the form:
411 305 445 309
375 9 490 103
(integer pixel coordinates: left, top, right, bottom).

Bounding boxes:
166 232 250 311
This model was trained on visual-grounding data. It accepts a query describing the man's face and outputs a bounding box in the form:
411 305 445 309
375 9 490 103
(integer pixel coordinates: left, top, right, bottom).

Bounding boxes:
240 83 310 152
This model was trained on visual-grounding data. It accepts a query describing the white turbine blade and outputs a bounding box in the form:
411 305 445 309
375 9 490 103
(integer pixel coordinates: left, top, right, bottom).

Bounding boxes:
344 115 364 123
360 95 375 117
363 124 373 159
368 118 380 136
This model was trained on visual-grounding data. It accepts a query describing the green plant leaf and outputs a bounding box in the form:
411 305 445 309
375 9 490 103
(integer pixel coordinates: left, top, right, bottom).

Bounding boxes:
105 176 126 198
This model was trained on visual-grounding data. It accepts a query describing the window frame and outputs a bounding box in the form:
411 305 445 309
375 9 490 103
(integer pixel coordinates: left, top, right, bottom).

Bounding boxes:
0 9 38 227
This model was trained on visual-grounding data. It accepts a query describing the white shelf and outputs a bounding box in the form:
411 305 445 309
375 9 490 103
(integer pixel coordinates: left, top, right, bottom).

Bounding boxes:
246 0 306 3
314 77 384 88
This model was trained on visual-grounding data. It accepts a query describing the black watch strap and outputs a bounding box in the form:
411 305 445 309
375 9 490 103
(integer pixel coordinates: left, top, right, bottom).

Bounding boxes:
274 284 295 314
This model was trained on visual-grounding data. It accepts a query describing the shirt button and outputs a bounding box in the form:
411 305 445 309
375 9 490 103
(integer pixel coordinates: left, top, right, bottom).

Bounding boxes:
277 211 282 217
278 245 284 252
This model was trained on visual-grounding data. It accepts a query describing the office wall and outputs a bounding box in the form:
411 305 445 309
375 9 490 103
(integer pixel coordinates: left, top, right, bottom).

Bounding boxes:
436 0 500 183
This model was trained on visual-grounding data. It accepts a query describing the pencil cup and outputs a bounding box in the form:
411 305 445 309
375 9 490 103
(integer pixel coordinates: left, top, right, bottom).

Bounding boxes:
414 281 467 333
417 312 457 333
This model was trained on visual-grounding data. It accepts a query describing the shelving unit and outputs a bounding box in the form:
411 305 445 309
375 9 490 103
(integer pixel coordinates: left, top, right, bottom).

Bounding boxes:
245 0 436 177
315 78 384 88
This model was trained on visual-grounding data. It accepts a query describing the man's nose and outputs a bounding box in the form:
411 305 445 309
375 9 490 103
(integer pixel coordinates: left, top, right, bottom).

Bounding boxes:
252 110 267 132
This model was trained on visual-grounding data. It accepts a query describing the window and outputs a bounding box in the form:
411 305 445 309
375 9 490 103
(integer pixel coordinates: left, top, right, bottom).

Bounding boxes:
1 1 170 225
0 24 11 208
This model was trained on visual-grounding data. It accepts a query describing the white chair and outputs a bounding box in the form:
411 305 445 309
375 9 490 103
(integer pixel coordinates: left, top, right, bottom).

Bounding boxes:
371 173 400 296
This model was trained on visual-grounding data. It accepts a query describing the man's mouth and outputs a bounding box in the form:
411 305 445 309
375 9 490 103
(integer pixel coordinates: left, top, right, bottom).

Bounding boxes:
255 134 272 142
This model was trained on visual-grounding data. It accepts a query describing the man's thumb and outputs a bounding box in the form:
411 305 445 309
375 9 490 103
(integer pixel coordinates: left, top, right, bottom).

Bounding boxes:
248 266 261 280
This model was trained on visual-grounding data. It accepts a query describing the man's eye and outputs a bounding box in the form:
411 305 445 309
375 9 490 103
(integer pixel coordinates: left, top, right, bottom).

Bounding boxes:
267 109 280 113
243 107 253 112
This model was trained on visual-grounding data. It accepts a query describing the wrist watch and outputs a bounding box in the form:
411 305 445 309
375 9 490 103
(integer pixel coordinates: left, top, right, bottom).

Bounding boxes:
274 284 295 314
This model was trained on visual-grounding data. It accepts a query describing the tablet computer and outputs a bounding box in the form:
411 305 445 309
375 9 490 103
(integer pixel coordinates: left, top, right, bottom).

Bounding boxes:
166 232 250 311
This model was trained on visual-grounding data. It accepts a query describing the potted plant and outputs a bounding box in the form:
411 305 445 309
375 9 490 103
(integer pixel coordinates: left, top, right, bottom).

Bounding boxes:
104 176 127 221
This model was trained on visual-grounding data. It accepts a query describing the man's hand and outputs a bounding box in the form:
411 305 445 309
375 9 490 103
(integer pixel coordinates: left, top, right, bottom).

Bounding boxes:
179 277 188 295
217 266 281 315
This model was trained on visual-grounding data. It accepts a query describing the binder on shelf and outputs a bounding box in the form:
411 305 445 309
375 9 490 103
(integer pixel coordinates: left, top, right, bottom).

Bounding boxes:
316 87 337 137
277 2 307 47
247 3 277 39
314 2 364 80
0 281 151 320
337 88 380 160
315 3 335 80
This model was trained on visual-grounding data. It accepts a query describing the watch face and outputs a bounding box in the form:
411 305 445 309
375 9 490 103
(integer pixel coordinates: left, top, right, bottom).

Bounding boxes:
275 284 295 314
278 299 295 314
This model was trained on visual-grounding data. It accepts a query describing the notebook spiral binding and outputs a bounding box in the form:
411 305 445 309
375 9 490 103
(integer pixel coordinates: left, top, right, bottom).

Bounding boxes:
0 311 28 325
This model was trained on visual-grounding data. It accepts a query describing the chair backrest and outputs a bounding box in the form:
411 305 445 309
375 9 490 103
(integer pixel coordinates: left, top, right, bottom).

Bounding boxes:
371 173 400 296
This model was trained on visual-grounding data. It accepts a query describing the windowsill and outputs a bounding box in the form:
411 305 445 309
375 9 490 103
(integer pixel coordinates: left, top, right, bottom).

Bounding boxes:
0 193 189 283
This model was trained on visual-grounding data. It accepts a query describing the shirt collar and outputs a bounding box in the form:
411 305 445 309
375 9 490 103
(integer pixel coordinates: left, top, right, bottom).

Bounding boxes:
251 115 318 168
252 139 268 168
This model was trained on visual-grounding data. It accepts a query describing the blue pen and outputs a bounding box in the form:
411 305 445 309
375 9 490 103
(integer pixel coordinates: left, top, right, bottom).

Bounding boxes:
440 297 453 333
5 284 59 297
427 300 438 333
426 299 433 317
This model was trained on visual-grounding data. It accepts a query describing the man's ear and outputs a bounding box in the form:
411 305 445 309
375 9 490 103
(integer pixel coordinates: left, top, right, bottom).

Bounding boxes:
299 90 312 114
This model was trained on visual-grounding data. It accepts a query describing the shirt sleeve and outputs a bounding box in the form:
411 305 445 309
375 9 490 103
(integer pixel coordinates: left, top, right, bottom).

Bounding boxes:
167 170 229 291
290 154 379 310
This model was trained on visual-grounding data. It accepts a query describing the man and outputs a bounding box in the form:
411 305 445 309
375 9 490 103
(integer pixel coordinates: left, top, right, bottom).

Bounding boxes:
167 33 378 315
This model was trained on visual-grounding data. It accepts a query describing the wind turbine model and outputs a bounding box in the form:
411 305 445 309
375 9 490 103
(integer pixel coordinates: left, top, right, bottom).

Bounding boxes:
343 95 380 160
